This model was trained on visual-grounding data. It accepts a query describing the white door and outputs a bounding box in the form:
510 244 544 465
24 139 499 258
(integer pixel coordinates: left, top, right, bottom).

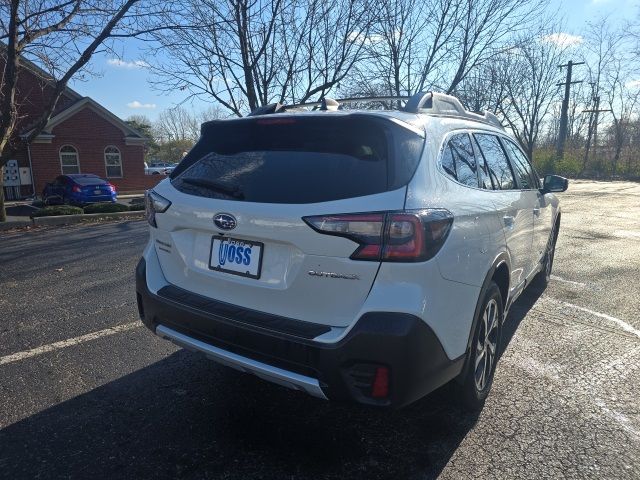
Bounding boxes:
473 133 535 291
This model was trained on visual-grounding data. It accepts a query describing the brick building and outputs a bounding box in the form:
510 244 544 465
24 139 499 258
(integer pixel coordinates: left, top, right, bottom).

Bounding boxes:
2 53 161 200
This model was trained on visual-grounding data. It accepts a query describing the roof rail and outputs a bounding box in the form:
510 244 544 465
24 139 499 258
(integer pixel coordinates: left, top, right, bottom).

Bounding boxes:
247 103 285 116
247 92 504 130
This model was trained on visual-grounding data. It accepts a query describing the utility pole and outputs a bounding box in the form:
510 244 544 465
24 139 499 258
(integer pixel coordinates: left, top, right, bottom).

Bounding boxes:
583 95 612 174
556 61 584 160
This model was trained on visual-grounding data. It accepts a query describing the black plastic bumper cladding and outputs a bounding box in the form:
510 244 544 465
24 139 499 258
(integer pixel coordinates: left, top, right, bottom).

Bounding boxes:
136 258 464 408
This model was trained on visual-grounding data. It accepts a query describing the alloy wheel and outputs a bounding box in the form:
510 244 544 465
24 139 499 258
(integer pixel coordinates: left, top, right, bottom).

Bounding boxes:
474 298 499 392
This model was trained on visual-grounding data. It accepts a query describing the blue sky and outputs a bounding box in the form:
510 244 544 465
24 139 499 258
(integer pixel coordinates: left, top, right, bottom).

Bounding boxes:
68 0 638 122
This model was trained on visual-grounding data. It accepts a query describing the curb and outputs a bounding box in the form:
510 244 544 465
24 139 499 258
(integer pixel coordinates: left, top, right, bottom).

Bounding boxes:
0 220 33 231
32 210 145 226
1 211 145 230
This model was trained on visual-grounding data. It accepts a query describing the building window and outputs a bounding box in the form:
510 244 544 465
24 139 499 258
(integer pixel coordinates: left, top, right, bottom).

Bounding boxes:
104 146 123 178
59 145 80 174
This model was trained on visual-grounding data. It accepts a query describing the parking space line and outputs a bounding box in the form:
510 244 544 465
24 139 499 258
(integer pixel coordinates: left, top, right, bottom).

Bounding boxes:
0 322 141 366
550 299 640 339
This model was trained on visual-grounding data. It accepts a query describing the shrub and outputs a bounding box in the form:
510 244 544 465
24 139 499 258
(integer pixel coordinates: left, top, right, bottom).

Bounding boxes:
31 205 83 218
128 203 146 211
83 202 130 214
32 200 44 208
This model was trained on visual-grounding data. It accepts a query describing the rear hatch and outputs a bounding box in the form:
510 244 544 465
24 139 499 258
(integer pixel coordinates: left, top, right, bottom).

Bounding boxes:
152 114 425 328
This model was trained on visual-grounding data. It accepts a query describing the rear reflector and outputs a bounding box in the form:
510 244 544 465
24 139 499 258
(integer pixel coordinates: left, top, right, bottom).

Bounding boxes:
303 209 452 262
371 366 390 398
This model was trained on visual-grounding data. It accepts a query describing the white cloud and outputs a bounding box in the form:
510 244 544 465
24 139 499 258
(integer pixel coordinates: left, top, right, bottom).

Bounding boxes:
626 79 640 89
107 58 149 69
542 32 584 48
127 100 156 109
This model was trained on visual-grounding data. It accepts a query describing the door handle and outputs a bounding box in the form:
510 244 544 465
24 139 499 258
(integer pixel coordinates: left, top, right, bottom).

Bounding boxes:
533 207 540 217
503 215 515 228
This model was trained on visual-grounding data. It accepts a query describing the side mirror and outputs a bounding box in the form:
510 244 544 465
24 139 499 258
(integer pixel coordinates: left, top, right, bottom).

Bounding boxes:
542 175 568 193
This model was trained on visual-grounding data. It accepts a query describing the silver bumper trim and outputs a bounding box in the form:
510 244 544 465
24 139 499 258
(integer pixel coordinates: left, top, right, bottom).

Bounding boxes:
155 325 328 400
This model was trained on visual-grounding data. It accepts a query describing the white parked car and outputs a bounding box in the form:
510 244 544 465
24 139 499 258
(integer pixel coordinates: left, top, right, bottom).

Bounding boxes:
136 92 567 409
144 162 176 175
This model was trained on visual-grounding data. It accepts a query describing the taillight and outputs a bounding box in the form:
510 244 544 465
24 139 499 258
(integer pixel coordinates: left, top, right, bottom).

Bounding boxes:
72 185 81 193
145 190 171 228
303 210 452 262
107 183 117 192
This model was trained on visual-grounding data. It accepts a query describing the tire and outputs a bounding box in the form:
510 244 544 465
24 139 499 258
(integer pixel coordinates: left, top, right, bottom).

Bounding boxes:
456 281 503 411
532 221 558 289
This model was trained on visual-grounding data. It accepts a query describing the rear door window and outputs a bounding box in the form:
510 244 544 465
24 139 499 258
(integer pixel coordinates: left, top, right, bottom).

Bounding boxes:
440 133 479 188
473 134 516 190
501 139 539 189
171 115 424 204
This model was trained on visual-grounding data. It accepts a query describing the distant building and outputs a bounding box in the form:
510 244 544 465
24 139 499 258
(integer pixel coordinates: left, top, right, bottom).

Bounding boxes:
1 52 161 199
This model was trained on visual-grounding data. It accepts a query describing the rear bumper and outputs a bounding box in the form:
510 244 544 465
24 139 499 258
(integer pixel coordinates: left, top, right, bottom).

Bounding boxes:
70 193 117 203
136 257 464 408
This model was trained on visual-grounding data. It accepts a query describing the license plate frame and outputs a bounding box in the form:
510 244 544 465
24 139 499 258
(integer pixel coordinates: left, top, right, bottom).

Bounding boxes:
209 235 264 279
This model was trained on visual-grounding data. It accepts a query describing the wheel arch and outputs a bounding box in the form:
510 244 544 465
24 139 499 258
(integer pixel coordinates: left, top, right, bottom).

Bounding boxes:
456 252 510 383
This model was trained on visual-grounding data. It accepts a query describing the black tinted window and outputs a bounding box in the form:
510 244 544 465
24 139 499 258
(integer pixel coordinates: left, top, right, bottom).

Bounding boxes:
502 140 538 189
440 133 478 187
171 116 424 204
473 134 516 190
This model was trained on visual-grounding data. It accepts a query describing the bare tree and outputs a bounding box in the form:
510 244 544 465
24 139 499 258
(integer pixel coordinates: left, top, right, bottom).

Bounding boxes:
496 31 568 158
347 0 543 99
154 106 200 142
145 0 373 117
0 0 147 220
579 17 624 173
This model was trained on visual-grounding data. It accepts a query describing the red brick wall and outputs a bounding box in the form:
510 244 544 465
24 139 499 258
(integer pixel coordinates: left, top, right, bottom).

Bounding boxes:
30 106 152 194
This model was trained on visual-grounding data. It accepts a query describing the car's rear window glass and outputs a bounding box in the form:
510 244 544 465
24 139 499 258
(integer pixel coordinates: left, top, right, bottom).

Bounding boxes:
440 133 478 187
473 134 516 190
72 176 106 185
171 115 424 204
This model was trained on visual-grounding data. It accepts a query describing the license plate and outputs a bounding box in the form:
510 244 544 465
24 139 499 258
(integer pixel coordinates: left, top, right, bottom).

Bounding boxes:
94 190 101 195
209 236 263 279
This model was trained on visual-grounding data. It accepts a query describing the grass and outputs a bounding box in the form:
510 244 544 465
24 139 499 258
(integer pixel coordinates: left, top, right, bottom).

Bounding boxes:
82 202 130 214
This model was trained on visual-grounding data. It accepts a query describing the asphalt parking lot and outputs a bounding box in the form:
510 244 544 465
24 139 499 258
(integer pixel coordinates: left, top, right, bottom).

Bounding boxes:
1 180 639 479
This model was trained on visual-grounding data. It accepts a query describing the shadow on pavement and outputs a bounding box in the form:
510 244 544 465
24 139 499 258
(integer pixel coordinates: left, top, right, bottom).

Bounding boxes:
0 288 542 480
499 282 545 361
0 351 477 480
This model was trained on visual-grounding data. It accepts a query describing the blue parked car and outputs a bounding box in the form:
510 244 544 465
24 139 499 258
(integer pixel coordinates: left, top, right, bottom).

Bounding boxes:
42 174 117 205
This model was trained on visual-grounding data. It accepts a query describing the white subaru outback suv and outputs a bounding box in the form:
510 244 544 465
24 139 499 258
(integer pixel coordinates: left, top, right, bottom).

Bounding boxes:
136 92 568 409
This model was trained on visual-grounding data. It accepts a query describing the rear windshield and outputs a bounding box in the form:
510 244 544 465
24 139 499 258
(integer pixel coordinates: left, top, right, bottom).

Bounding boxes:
72 176 106 185
170 115 424 204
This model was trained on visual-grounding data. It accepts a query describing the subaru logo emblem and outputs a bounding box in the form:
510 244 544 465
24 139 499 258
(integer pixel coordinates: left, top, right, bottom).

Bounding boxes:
214 213 237 231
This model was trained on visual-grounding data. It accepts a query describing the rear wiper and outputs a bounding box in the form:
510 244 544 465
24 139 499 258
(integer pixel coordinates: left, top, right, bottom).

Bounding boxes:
180 177 244 199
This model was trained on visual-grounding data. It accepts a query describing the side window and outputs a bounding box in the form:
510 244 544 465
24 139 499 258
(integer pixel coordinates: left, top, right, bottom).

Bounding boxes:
502 139 539 189
439 133 479 188
473 134 516 190
475 144 493 190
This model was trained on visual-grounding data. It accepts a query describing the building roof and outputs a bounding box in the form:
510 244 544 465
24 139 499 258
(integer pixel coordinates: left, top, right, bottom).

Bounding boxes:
2 42 147 142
